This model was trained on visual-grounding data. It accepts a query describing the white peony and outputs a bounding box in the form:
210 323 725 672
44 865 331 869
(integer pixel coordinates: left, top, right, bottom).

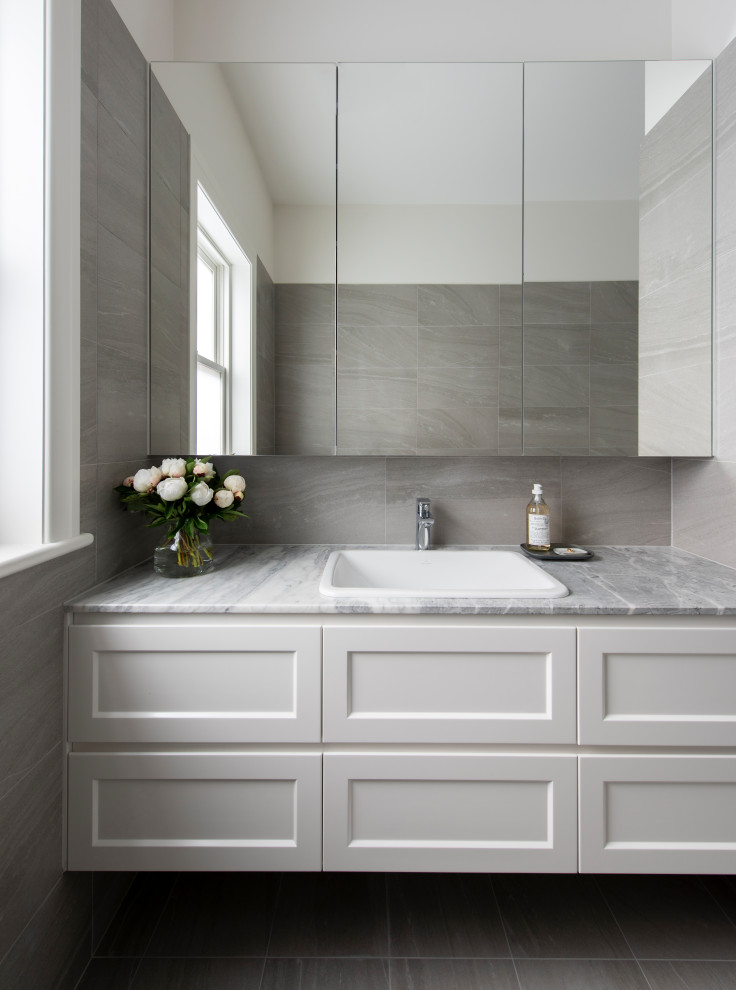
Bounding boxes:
133 468 156 493
157 477 187 501
193 460 216 480
148 465 163 486
123 476 135 487
190 481 214 506
160 457 187 478
223 475 246 495
214 488 234 508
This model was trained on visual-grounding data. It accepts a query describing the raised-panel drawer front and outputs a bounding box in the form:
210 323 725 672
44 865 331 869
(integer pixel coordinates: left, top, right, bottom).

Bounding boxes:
578 628 736 746
323 753 578 872
68 625 321 743
323 626 576 743
579 755 736 873
67 752 322 871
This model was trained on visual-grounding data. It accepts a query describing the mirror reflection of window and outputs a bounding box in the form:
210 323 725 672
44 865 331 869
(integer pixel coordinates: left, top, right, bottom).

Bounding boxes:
196 228 229 454
195 183 252 456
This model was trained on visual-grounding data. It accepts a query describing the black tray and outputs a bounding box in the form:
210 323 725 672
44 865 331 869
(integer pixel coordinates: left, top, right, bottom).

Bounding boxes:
520 543 593 561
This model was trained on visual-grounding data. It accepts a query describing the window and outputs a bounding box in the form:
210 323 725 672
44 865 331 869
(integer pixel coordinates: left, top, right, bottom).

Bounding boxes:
0 0 92 577
196 228 230 454
194 182 252 455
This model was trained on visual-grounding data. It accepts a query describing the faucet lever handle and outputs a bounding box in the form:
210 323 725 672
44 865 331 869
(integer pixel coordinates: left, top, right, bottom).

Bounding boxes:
416 497 432 519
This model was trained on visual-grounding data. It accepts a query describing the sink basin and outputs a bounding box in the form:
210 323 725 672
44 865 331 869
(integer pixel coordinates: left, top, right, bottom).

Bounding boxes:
319 549 568 599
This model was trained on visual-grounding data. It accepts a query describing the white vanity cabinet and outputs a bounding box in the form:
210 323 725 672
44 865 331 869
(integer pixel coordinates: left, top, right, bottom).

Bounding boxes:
65 614 736 874
577 626 736 873
66 623 323 871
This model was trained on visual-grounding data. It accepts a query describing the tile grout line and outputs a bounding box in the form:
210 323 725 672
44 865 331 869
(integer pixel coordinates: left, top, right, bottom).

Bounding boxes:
257 871 284 990
592 876 657 990
488 875 524 990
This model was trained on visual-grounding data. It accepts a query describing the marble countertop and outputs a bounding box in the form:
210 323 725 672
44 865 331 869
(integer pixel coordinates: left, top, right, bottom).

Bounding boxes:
65 544 736 615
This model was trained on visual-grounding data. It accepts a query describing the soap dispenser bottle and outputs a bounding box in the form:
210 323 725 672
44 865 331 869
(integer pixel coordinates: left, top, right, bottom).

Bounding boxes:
526 483 550 551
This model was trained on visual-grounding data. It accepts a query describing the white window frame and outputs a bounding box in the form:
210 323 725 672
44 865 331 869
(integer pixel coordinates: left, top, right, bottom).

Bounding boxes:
0 0 92 579
193 180 253 455
196 226 231 455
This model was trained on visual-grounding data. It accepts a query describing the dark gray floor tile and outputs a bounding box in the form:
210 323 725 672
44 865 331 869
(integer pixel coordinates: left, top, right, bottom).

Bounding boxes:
494 875 632 959
261 958 389 990
597 875 736 960
0 871 91 990
640 960 736 989
515 959 649 990
96 873 177 957
132 957 264 990
391 958 520 990
92 873 136 953
145 872 280 957
77 957 139 990
389 874 508 958
268 873 388 957
701 875 736 927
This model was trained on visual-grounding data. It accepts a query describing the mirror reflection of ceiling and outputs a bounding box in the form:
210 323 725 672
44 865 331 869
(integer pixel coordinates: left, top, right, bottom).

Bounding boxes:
337 63 521 205
220 63 335 206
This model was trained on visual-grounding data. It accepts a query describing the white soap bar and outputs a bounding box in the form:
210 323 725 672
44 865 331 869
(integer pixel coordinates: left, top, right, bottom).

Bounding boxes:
552 546 588 556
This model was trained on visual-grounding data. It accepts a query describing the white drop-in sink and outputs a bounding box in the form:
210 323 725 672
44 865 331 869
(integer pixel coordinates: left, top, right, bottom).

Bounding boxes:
319 549 568 599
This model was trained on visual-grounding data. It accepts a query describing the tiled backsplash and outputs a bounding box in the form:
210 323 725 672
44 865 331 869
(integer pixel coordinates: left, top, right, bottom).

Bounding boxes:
212 454 671 547
272 281 638 457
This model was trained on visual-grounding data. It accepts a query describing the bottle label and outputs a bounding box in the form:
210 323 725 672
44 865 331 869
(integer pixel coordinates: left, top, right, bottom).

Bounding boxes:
528 515 550 546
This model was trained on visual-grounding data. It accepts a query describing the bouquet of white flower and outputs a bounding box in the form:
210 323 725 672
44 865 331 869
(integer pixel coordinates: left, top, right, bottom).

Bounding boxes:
115 457 247 576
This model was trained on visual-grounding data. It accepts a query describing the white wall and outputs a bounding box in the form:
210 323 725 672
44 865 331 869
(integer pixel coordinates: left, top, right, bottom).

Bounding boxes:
166 0 673 62
671 0 736 57
153 63 275 276
110 0 175 60
525 202 639 281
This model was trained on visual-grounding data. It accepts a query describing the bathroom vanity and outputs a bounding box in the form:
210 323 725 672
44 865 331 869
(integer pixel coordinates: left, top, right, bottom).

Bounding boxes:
64 545 736 875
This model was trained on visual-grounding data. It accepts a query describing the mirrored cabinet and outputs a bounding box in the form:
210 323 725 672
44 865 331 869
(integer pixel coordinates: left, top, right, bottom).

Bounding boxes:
150 59 712 458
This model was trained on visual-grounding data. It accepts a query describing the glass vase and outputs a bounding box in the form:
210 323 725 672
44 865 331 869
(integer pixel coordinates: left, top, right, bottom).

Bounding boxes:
153 529 214 578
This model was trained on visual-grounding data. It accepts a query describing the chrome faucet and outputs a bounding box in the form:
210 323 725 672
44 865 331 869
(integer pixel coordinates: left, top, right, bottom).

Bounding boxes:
415 497 435 551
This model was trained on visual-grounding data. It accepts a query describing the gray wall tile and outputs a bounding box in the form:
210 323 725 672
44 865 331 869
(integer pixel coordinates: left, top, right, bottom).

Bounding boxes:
0 610 63 802
500 283 523 325
338 410 417 455
277 283 334 324
418 408 499 453
339 326 417 368
97 0 148 151
0 746 66 961
590 281 639 323
523 408 590 449
418 326 499 368
338 284 416 326
590 325 638 364
562 457 671 544
97 103 147 256
524 327 590 365
523 282 590 324
215 456 386 543
418 366 499 407
590 363 638 406
96 344 149 462
418 284 499 327
97 226 148 362
524 365 590 407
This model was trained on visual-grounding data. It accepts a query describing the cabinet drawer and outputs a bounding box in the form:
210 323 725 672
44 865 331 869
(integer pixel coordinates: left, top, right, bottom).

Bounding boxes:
323 626 576 743
323 753 577 872
67 752 322 871
68 625 321 743
578 628 736 745
579 755 736 873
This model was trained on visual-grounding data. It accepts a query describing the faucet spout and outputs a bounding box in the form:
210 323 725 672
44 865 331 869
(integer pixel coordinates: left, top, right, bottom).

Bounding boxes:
415 497 435 551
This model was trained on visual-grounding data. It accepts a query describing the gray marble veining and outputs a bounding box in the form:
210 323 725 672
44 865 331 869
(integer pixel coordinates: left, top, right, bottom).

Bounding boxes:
65 544 736 615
